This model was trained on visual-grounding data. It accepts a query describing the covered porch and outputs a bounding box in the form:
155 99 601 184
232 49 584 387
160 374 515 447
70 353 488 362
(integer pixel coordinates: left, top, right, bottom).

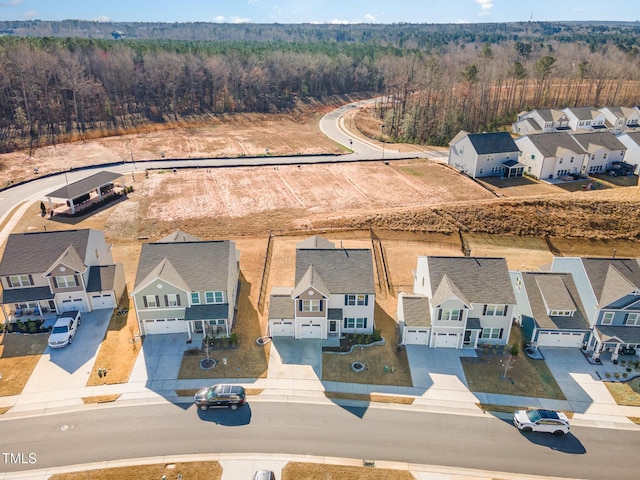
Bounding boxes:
185 304 230 344
464 317 481 348
1 287 58 323
502 159 525 178
587 325 640 364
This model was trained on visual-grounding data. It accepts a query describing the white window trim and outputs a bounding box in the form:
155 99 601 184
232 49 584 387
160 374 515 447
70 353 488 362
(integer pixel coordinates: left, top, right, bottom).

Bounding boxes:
9 275 32 287
481 327 502 339
144 295 159 308
191 292 200 304
625 313 640 326
56 275 77 288
166 293 179 307
205 291 224 304
441 309 462 321
485 304 505 316
302 299 321 312
346 294 367 306
549 310 574 317
601 312 614 325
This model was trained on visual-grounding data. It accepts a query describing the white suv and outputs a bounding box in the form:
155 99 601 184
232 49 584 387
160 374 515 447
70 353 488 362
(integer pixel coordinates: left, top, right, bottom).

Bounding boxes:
48 311 81 348
513 409 570 436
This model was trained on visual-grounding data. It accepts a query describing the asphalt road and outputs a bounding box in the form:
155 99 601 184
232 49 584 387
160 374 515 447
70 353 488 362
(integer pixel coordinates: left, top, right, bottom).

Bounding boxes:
0 402 636 479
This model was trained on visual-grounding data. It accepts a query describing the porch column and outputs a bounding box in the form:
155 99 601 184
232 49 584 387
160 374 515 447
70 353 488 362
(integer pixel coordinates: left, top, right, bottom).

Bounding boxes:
591 338 602 362
611 344 621 364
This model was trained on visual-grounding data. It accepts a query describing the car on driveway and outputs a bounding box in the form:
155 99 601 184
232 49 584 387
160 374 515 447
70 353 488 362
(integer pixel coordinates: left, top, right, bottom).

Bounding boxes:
513 409 570 436
48 311 81 349
194 384 246 411
253 470 276 480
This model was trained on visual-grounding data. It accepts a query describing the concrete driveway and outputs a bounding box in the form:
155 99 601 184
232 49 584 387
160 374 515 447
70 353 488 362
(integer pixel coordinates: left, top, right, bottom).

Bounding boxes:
13 309 112 411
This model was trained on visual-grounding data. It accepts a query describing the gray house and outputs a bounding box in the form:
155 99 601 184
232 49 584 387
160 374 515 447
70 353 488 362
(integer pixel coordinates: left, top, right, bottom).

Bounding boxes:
448 131 523 178
551 257 640 361
0 229 125 319
268 236 375 339
132 231 239 338
401 256 516 349
510 271 591 348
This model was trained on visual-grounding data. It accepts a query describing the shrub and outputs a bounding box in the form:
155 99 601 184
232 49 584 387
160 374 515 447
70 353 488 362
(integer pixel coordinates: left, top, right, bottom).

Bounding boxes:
229 332 239 346
623 372 628 378
510 343 519 356
614 372 621 379
371 329 382 342
605 372 611 378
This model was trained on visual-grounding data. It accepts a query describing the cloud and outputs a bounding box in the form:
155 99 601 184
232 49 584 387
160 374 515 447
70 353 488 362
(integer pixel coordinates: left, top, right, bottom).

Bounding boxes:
364 13 375 22
22 9 37 18
215 16 225 22
93 16 111 23
0 0 23 7
474 0 494 11
229 16 251 23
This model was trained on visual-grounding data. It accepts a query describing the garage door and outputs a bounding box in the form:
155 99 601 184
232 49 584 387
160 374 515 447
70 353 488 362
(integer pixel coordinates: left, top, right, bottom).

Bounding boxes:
434 332 460 348
60 298 85 312
300 321 322 339
144 318 189 335
91 293 116 310
405 328 429 345
537 331 584 347
270 320 294 337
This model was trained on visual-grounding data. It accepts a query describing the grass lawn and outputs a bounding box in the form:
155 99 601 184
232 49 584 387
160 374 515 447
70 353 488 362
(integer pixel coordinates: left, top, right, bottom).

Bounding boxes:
326 391 414 405
0 332 48 397
282 462 416 480
48 461 222 480
461 326 566 400
322 302 412 387
86 289 141 386
477 403 574 418
604 377 640 406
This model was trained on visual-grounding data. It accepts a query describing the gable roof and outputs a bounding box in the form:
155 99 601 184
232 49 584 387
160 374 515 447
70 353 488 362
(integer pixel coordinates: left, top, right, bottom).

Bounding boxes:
571 131 626 152
134 240 235 292
295 248 374 294
466 132 519 155
45 171 123 200
0 229 94 275
580 258 640 306
425 257 516 305
524 132 586 158
535 275 576 311
564 106 601 120
296 235 336 249
45 244 86 275
292 265 330 298
158 230 203 243
398 293 431 327
620 131 640 146
431 273 470 307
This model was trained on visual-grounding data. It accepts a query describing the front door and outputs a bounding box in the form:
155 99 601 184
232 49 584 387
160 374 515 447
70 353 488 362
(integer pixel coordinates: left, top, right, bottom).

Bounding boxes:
329 320 338 336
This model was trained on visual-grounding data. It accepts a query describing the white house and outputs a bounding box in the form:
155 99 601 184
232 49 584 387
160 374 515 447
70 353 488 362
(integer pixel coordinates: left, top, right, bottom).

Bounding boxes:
448 131 522 178
599 106 640 134
563 106 608 131
570 131 627 175
515 132 588 180
512 109 570 135
617 131 640 175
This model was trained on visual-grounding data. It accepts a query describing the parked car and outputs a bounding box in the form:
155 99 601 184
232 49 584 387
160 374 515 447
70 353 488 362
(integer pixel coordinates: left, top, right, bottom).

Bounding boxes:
513 409 570 436
48 311 81 349
194 384 246 410
252 471 276 480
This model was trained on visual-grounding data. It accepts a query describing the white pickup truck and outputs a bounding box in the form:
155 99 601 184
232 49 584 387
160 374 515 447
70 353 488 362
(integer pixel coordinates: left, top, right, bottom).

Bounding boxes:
48 310 81 349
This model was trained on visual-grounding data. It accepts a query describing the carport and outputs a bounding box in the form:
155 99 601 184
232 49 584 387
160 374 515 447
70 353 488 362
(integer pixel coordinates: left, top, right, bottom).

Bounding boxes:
45 170 126 216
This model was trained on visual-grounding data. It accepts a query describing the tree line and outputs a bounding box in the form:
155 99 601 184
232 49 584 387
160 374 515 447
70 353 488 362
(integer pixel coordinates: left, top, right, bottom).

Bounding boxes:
0 22 639 153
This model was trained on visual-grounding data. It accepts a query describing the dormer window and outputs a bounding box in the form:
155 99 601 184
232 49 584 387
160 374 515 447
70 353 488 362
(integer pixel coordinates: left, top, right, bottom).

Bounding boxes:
549 310 573 317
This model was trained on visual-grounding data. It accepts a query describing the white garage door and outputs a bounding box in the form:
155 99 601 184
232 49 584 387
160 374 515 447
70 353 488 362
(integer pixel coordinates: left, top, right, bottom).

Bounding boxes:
405 328 429 345
91 293 116 310
144 318 189 335
300 321 322 339
60 298 85 312
434 332 460 348
537 331 584 347
270 320 294 337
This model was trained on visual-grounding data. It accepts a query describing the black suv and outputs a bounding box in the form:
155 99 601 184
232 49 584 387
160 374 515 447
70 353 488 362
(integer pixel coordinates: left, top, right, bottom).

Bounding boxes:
194 384 246 410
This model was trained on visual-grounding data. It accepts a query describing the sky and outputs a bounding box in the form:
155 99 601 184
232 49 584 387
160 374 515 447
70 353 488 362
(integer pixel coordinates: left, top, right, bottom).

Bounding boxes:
0 0 638 24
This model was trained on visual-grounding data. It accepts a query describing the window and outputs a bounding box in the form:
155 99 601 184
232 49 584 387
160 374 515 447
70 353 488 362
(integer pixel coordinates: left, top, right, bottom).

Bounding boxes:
346 294 367 306
8 275 32 287
166 294 179 307
484 304 507 316
440 309 461 321
191 292 200 304
344 317 367 329
601 312 614 325
559 159 562 164
625 313 640 326
55 275 77 288
144 295 159 308
481 328 503 339
514 276 523 292
205 291 224 304
531 154 535 160
550 310 573 316
301 300 321 312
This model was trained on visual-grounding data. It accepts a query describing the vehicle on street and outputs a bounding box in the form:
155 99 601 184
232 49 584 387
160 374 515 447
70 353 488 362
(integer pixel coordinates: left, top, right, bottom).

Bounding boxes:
513 409 570 436
48 311 81 348
194 384 246 410
252 470 276 480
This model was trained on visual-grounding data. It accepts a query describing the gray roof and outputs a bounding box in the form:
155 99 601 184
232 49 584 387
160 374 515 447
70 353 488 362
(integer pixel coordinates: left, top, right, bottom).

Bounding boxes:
580 258 640 306
46 171 123 200
466 132 519 155
595 325 640 344
565 106 601 120
622 131 640 146
522 272 590 331
0 229 93 275
184 303 229 321
134 240 235 292
571 131 626 152
1 286 54 304
467 317 482 330
295 248 374 294
426 257 516 305
86 265 118 292
296 235 335 249
399 293 431 327
158 230 202 243
524 132 586 158
268 294 294 319
514 118 542 134
292 265 330 298
328 308 343 320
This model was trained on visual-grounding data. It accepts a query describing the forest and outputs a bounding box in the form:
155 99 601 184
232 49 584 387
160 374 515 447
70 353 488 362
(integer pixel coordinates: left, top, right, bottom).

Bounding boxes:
0 21 639 153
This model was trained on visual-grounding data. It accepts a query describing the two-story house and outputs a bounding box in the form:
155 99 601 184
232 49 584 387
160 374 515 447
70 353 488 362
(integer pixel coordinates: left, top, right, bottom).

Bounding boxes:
398 256 516 349
510 271 591 348
512 109 570 135
0 229 125 320
563 106 608 131
551 257 640 361
131 230 239 338
448 131 523 178
617 131 640 175
570 131 627 175
599 106 640 135
268 236 375 339
515 132 588 180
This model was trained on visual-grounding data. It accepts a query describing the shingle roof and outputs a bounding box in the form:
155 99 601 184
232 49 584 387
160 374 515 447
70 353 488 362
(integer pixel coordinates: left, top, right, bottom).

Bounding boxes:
1 286 54 303
398 293 431 327
571 131 626 152
0 229 93 275
292 265 330 298
525 132 586 158
522 272 590 331
432 273 470 307
87 265 118 292
295 248 374 294
622 131 640 146
134 240 234 292
425 257 515 305
158 230 202 243
184 304 229 321
466 132 519 155
565 106 601 120
595 325 640 344
296 235 335 249
45 171 123 200
268 294 294 319
580 258 640 306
